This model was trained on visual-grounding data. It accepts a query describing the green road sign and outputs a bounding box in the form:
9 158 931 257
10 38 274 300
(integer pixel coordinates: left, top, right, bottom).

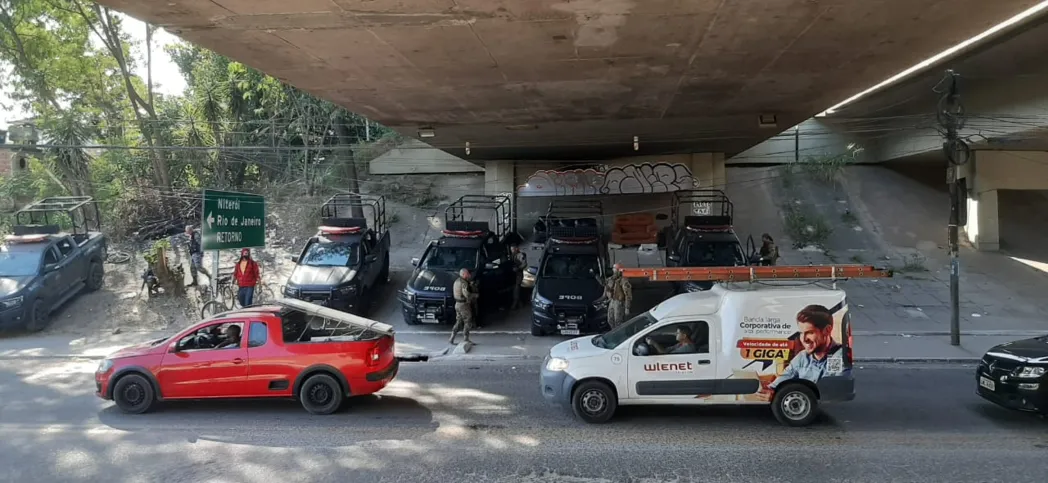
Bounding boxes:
201 189 266 250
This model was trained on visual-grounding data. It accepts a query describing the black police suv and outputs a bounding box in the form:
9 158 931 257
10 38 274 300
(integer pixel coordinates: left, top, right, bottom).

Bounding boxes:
976 335 1048 415
530 199 610 337
283 194 391 315
665 189 750 293
0 197 107 332
399 195 517 326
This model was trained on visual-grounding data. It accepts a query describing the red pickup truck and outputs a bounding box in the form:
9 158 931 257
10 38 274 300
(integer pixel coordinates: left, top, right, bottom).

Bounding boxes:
95 298 400 415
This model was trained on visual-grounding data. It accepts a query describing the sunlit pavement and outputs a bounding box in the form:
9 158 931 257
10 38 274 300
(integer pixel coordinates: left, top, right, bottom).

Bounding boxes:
0 359 1046 483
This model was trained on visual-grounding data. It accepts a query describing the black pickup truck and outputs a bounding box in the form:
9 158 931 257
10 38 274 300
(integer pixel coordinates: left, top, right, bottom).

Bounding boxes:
530 199 610 337
0 197 108 332
665 189 751 293
399 194 516 326
282 193 391 316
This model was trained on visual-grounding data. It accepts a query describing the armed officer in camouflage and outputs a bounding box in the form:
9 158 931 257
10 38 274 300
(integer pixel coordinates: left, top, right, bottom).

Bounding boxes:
511 245 527 310
449 268 478 344
602 263 632 329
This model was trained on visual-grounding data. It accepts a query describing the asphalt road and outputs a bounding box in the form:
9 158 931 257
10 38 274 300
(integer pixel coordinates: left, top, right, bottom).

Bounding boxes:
0 359 1046 483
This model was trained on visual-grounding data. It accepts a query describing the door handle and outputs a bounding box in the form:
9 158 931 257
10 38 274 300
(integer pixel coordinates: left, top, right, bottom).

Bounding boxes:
697 359 711 365
232 358 244 364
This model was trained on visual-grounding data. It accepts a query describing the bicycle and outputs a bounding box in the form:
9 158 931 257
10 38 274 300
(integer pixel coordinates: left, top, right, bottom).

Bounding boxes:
199 266 278 318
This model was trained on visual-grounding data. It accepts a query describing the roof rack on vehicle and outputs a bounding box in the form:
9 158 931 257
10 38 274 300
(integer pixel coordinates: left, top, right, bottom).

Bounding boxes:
619 264 893 282
444 194 512 237
549 236 599 245
3 234 50 244
320 193 386 234
14 197 101 240
317 217 367 236
544 199 603 241
671 190 733 233
441 228 487 239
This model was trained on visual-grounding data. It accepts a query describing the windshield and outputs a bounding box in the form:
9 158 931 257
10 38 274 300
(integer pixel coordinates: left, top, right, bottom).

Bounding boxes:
685 240 745 266
301 240 358 267
0 248 40 277
541 254 601 279
593 312 658 349
421 246 478 271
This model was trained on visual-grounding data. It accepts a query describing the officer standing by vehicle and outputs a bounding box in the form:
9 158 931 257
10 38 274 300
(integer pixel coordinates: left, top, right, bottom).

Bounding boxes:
511 245 527 310
185 225 210 286
602 263 632 329
758 233 780 266
449 268 477 344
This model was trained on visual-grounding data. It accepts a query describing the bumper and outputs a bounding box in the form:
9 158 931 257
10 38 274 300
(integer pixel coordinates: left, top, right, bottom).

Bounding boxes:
356 359 400 394
539 359 576 407
400 297 456 325
815 374 855 402
95 372 111 400
976 371 1047 413
0 305 27 330
532 308 608 335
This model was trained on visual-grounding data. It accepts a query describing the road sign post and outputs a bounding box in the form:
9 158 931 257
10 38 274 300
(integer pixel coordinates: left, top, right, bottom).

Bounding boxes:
201 190 266 300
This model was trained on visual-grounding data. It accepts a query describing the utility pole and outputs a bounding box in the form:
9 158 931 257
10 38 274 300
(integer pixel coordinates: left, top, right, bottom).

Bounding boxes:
936 70 970 346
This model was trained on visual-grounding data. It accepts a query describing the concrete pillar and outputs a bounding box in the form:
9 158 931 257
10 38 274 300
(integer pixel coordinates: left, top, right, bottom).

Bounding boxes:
689 152 726 190
967 188 1000 251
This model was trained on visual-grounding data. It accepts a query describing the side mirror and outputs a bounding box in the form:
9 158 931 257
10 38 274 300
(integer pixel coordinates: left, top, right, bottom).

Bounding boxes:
484 262 497 270
411 257 420 267
168 342 180 353
365 254 378 264
290 256 299 263
634 342 650 357
44 264 58 273
668 254 681 262
655 213 669 221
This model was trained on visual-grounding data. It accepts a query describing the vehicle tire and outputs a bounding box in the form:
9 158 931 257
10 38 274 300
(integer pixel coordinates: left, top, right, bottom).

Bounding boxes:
531 324 547 337
770 383 820 427
380 254 390 284
299 374 345 415
571 380 617 424
86 262 105 291
112 373 156 414
403 311 421 326
25 300 49 333
200 300 225 319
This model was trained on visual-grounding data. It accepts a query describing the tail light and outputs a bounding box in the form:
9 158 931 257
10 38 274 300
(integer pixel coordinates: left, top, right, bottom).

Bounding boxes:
366 336 393 367
846 316 854 366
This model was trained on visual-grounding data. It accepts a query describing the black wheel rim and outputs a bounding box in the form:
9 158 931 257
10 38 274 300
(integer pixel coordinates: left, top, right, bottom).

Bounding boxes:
122 383 145 407
308 384 333 407
33 304 44 323
580 389 607 416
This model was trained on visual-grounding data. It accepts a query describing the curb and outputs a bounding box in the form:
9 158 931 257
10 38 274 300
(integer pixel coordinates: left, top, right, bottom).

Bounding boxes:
854 357 981 364
0 354 981 364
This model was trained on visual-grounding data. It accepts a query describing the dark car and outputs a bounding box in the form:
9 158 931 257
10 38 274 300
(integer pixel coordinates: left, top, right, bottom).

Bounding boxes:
530 199 610 337
0 197 107 332
283 194 391 315
665 190 750 292
399 195 516 326
976 335 1048 415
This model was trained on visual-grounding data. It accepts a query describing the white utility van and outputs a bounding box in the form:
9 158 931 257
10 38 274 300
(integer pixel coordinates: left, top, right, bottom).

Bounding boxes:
539 282 854 426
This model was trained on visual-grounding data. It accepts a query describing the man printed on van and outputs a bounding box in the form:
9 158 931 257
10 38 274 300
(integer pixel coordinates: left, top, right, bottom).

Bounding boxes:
765 304 849 393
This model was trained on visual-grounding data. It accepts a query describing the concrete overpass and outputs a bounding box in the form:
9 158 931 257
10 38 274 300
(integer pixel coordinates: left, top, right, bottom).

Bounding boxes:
735 7 1048 253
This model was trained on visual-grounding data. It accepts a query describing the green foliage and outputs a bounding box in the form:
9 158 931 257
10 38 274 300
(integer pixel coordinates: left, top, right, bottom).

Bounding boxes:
796 144 864 186
782 202 833 248
144 238 170 267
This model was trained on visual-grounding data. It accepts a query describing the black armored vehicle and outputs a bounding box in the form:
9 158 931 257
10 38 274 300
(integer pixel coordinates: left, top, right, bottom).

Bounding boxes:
530 199 610 337
283 193 391 315
665 189 750 292
399 194 516 326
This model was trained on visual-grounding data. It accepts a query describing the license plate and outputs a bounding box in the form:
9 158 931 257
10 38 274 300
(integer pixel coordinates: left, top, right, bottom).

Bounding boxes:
561 329 580 336
980 376 995 391
422 313 437 321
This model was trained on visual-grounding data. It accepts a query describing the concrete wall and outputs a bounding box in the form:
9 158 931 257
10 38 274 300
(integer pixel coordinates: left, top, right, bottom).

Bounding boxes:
961 150 1048 251
369 139 483 175
730 119 872 165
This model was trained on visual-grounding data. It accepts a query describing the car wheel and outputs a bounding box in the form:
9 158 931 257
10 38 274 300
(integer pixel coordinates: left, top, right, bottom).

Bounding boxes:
571 380 617 424
771 383 820 427
86 262 105 291
403 311 421 326
113 373 156 414
531 324 547 337
299 374 344 415
25 300 49 333
380 255 390 284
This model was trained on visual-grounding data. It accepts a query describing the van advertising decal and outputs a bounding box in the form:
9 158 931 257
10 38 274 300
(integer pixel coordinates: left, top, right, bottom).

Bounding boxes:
731 300 851 402
644 362 693 373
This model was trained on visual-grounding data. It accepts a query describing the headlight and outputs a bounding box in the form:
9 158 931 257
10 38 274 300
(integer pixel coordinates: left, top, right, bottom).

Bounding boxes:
96 359 114 373
533 294 552 310
593 296 609 310
1017 366 1046 378
1 296 23 309
283 286 300 296
546 357 569 372
338 284 358 295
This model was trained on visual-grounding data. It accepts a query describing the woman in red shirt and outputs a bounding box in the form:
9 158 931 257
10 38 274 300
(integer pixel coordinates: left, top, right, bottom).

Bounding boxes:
233 248 261 307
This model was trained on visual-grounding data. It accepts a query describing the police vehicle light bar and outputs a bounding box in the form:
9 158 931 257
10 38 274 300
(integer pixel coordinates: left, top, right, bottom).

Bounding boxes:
318 225 362 235
620 264 893 282
442 229 486 238
4 234 49 244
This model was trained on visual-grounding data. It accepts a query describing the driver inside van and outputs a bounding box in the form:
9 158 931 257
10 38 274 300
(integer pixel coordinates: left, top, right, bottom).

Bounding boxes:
646 326 697 355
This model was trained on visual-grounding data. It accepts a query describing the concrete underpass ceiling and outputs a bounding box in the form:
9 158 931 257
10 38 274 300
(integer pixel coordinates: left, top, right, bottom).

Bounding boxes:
100 0 1045 160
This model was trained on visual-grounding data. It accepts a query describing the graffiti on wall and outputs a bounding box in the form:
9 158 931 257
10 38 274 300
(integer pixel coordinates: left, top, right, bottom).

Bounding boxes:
516 162 698 197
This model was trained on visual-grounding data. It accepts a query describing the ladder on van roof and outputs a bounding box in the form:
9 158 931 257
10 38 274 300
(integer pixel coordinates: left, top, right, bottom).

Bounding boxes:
618 264 893 282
